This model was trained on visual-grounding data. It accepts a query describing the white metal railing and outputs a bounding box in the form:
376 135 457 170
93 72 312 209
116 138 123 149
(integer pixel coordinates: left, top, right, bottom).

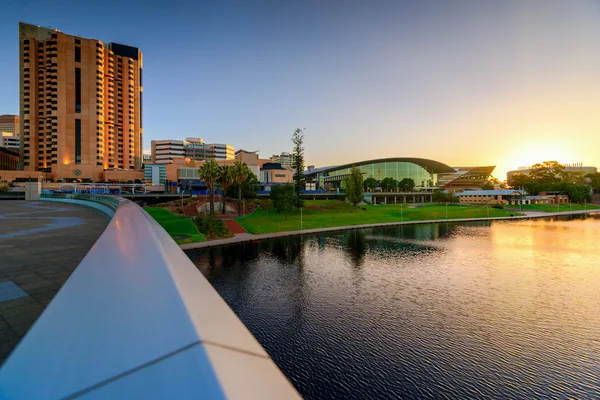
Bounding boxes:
0 199 299 399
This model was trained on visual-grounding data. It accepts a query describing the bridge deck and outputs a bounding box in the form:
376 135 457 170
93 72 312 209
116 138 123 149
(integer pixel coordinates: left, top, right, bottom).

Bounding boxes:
0 201 109 363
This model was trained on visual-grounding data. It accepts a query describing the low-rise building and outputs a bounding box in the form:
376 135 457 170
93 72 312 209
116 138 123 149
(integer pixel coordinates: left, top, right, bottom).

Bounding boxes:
151 140 185 164
235 150 260 178
209 142 235 160
455 190 526 205
0 115 20 138
437 166 496 191
538 192 570 204
144 164 167 185
269 152 293 170
0 147 19 171
259 163 293 189
152 138 234 164
0 133 20 151
525 195 552 205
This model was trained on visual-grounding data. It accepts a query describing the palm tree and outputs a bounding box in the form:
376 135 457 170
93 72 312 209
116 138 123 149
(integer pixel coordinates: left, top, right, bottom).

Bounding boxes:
198 160 221 215
217 165 234 214
231 160 250 216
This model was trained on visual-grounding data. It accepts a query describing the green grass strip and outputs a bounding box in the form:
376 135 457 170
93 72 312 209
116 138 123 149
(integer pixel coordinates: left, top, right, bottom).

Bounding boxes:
144 207 206 244
237 200 526 235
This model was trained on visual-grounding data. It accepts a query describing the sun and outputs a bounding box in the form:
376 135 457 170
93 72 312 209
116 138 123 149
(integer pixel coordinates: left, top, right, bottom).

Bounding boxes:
509 140 578 170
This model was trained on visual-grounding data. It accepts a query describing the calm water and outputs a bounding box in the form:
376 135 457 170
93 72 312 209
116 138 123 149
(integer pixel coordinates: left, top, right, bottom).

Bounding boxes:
187 215 600 399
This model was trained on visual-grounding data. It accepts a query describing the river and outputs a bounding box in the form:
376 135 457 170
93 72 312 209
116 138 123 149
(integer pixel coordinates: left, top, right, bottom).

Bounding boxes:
187 214 600 399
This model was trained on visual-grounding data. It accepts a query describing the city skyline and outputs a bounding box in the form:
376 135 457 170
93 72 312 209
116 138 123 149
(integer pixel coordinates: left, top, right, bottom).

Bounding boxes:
2 0 600 179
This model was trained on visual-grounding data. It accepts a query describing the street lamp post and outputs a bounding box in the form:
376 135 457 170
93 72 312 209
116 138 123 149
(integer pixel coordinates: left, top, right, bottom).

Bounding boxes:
445 202 448 219
300 207 303 230
400 202 403 222
557 192 562 212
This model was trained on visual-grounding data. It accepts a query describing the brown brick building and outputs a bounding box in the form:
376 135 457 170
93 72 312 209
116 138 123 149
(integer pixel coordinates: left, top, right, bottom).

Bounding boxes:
0 148 19 171
18 22 143 181
0 115 20 137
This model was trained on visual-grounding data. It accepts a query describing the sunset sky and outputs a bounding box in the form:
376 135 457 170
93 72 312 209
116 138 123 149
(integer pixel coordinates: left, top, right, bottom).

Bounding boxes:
1 0 599 179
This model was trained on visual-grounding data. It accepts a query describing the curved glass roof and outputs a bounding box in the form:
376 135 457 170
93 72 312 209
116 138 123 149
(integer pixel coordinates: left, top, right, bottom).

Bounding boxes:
304 157 455 176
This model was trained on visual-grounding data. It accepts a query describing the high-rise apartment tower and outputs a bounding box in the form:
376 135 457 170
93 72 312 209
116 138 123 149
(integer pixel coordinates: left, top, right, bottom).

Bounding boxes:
18 22 143 178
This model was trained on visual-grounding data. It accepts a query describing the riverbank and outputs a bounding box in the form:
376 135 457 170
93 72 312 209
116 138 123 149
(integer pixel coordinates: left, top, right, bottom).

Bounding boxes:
179 208 600 251
144 207 205 244
237 201 520 235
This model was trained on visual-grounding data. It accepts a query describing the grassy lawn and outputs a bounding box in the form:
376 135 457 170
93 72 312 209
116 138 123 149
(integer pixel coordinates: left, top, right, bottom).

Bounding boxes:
144 207 206 244
515 203 600 212
237 200 522 235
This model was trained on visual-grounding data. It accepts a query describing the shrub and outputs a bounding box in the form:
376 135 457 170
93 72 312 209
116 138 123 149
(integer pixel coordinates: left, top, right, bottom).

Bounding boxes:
0 184 9 193
492 204 504 209
194 217 231 239
259 199 272 210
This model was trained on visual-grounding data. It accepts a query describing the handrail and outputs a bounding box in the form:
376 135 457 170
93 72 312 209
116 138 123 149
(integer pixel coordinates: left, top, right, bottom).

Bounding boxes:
0 199 300 399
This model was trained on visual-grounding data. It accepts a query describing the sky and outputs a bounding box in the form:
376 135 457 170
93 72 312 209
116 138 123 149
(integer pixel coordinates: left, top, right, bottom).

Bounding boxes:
1 0 600 180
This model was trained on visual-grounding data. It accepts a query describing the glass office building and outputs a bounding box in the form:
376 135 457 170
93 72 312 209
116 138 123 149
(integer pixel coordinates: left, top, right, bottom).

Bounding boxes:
305 158 456 190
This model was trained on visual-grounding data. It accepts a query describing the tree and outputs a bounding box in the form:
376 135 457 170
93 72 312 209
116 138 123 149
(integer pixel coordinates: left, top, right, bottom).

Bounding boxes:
231 160 251 216
271 183 297 213
509 173 531 189
481 180 495 190
217 165 234 214
0 184 9 193
344 166 364 207
432 189 446 205
561 170 585 184
226 172 259 200
198 160 221 215
398 178 415 192
529 161 565 184
585 172 600 194
363 177 378 192
380 177 397 192
483 176 501 189
445 192 459 203
291 128 305 208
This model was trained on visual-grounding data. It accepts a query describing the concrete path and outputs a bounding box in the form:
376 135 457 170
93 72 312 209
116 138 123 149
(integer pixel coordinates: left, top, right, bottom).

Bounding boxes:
0 201 109 363
180 209 600 251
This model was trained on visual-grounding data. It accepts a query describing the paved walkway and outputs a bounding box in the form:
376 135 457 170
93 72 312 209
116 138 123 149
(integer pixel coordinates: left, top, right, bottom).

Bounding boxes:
223 219 247 235
0 201 109 363
180 209 600 251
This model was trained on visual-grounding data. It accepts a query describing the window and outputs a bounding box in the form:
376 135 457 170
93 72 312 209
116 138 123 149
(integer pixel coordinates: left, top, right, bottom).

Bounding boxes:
75 119 81 164
75 68 81 113
75 46 81 62
75 39 81 45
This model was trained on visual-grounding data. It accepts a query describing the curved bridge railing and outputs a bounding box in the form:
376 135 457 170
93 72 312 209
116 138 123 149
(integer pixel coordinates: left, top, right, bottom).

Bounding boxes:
0 198 299 399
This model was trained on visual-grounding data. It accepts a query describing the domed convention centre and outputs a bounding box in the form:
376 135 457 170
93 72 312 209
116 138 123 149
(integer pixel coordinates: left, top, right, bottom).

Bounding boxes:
303 158 494 192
